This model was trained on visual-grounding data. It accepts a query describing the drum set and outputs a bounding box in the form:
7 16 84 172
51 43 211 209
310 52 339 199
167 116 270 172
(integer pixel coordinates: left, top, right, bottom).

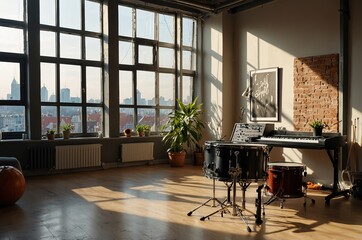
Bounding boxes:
187 141 315 232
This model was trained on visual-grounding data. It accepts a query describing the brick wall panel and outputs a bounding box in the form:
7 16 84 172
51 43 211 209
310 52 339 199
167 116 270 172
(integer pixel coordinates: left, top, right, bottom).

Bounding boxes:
293 54 339 132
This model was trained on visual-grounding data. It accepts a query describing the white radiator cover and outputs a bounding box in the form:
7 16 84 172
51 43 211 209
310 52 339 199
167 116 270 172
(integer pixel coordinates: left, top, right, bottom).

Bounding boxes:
55 144 102 170
121 142 154 162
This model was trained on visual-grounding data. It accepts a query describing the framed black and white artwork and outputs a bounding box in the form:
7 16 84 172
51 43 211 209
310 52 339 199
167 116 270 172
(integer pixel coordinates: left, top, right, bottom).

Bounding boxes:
249 67 279 122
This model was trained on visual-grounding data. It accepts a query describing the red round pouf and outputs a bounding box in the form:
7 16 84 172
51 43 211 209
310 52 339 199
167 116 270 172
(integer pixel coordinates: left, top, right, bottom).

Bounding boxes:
0 166 26 206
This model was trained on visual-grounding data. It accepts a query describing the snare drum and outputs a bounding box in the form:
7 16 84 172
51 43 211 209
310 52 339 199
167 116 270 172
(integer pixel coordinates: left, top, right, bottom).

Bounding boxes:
266 162 305 198
204 141 233 181
204 142 268 182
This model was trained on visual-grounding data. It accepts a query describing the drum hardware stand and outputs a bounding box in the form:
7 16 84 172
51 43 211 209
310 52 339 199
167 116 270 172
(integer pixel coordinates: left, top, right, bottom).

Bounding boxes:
200 152 262 232
187 165 225 216
187 178 225 216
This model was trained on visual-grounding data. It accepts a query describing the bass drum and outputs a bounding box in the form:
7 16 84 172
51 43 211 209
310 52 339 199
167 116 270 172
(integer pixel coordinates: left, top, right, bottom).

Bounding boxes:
266 162 305 198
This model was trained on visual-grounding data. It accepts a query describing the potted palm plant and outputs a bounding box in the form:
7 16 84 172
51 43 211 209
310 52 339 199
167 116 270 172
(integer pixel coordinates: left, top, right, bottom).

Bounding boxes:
161 97 204 167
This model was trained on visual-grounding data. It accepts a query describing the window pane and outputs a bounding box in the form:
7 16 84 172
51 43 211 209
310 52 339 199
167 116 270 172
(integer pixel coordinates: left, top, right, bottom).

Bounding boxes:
119 41 134 65
137 108 155 131
159 73 175 106
118 6 133 37
60 64 81 103
41 63 56 102
87 107 102 133
120 108 134 132
40 30 56 57
136 9 154 40
137 71 155 106
182 76 193 104
85 0 101 33
0 61 20 100
119 70 133 105
0 26 24 53
160 109 173 131
86 37 101 61
41 106 57 134
86 66 102 103
60 0 81 30
0 0 23 21
159 47 175 68
159 14 174 43
60 106 82 133
60 33 81 59
138 45 153 65
183 18 196 47
0 106 25 132
182 50 196 70
40 0 56 26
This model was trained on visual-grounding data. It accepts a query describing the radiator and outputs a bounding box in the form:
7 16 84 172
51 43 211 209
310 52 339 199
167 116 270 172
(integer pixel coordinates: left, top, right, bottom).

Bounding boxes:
28 146 55 169
55 144 102 170
121 142 154 163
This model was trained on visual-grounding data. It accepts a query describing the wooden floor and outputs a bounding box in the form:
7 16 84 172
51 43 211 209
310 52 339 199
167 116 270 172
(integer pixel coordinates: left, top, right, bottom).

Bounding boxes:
1 164 362 240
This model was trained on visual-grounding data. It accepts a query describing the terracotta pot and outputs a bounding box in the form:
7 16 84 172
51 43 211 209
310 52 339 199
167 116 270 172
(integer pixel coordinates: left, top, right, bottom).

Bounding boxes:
63 130 70 139
168 151 186 167
194 152 204 166
137 131 144 137
47 133 55 140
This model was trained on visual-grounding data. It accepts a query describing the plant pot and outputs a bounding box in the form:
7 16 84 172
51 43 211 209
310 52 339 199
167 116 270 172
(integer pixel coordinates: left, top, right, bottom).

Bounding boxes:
168 151 186 167
124 129 132 137
312 127 323 137
194 152 204 166
144 131 150 137
63 130 70 139
47 134 55 140
137 131 144 137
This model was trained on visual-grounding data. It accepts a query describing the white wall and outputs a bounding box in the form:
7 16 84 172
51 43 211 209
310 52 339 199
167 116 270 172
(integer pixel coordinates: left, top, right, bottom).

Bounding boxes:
201 0 362 185
349 0 362 173
201 13 235 142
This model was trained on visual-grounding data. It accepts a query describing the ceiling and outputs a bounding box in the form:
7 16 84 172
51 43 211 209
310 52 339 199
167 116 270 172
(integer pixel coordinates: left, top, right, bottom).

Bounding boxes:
122 0 275 17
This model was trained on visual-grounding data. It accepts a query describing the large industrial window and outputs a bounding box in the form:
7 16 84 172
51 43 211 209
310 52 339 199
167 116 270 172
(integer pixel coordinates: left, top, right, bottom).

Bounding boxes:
0 1 197 139
39 0 103 136
118 5 197 133
0 0 26 137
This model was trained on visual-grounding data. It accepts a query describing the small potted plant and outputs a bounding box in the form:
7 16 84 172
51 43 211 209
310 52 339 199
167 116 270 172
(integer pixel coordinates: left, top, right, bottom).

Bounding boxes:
47 129 55 140
309 120 325 136
136 124 145 137
60 123 74 139
143 125 151 136
123 128 132 137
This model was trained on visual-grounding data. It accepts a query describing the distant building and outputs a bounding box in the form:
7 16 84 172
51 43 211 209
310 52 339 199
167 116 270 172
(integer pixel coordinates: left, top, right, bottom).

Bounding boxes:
41 85 48 101
60 88 70 102
7 78 20 100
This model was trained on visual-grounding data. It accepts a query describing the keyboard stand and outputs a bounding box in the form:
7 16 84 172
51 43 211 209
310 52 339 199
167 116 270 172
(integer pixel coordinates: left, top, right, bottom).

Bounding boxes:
324 148 351 204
